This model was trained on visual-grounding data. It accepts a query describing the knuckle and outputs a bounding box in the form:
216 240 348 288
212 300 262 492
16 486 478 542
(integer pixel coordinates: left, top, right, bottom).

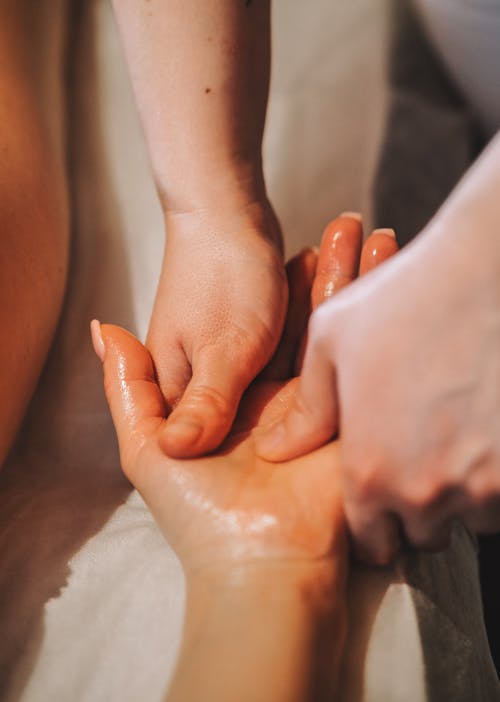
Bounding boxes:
466 479 495 507
308 306 332 345
186 384 233 422
466 457 500 507
371 546 396 567
353 531 397 566
405 481 439 512
348 456 386 502
403 470 450 513
405 518 452 552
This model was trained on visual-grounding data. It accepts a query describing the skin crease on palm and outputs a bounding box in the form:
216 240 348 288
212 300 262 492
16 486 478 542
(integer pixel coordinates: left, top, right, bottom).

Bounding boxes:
91 215 399 574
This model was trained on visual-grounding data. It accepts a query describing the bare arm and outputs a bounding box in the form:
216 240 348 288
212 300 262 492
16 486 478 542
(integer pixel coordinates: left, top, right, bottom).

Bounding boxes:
111 0 271 213
167 561 344 702
258 131 500 561
111 0 287 460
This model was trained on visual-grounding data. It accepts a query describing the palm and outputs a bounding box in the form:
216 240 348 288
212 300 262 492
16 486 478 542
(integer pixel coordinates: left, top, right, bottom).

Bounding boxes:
130 375 344 572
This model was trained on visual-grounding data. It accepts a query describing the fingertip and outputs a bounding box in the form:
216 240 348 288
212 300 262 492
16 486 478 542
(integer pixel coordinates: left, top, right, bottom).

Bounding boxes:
312 214 363 308
359 229 399 276
254 420 287 462
159 388 237 459
372 227 396 239
348 511 401 566
353 540 398 567
340 211 363 223
159 418 204 459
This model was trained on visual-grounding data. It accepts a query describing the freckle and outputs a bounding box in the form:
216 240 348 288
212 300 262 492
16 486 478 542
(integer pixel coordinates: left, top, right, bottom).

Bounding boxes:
205 87 211 94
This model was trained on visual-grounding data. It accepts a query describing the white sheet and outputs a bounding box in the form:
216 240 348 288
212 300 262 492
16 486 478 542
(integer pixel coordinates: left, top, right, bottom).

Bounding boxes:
0 1 498 700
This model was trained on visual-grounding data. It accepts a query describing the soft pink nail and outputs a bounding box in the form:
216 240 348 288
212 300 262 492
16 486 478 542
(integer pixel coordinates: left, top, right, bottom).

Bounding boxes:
340 211 362 223
90 319 105 362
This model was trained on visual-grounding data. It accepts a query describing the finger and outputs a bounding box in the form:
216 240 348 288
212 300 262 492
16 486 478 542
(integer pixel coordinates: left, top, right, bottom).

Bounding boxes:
264 247 317 380
463 499 500 534
91 320 167 469
359 228 399 276
256 317 340 461
346 505 402 566
257 213 364 459
145 337 193 415
159 346 250 458
295 212 363 374
310 212 363 309
402 516 453 552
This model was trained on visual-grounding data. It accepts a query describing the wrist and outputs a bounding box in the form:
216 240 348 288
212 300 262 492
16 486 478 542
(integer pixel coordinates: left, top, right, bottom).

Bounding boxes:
171 559 346 702
160 158 268 218
185 557 345 604
164 193 284 253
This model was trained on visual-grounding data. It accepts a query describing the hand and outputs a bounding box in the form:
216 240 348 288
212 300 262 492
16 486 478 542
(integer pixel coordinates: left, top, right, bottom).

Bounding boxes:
91 214 395 573
257 214 500 564
147 199 288 459
91 216 396 700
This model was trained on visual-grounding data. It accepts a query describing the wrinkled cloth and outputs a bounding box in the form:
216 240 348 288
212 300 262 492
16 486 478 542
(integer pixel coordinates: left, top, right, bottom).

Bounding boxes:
0 1 498 700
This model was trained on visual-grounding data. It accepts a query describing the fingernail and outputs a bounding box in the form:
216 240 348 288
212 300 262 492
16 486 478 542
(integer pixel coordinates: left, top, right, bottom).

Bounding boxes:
372 227 396 239
90 319 105 362
340 211 362 223
165 418 203 447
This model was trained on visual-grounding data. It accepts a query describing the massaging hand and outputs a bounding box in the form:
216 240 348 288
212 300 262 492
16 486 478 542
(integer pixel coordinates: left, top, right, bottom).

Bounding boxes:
146 201 288 460
92 215 396 574
257 212 500 564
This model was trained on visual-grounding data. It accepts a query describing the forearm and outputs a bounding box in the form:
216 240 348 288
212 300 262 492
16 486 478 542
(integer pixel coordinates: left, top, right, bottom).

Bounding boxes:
421 131 500 271
112 0 271 214
167 560 346 702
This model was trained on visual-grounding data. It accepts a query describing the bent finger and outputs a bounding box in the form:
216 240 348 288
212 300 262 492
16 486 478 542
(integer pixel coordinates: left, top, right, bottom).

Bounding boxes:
159 346 250 458
345 503 402 566
264 247 317 380
256 323 340 461
402 516 454 552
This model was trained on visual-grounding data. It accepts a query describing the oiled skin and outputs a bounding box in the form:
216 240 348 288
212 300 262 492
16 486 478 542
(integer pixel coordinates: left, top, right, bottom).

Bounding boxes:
94 217 398 702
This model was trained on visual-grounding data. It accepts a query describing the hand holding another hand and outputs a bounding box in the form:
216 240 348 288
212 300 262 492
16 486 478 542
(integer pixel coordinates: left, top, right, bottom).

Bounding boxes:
146 200 288 459
258 214 500 564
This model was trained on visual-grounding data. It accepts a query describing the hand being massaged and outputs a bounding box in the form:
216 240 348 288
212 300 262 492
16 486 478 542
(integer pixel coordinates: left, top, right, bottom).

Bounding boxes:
90 215 399 701
91 215 398 575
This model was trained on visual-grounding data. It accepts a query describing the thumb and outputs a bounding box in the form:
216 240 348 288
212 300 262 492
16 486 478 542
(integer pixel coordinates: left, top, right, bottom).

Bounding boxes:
159 347 249 458
91 320 166 470
256 322 339 461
